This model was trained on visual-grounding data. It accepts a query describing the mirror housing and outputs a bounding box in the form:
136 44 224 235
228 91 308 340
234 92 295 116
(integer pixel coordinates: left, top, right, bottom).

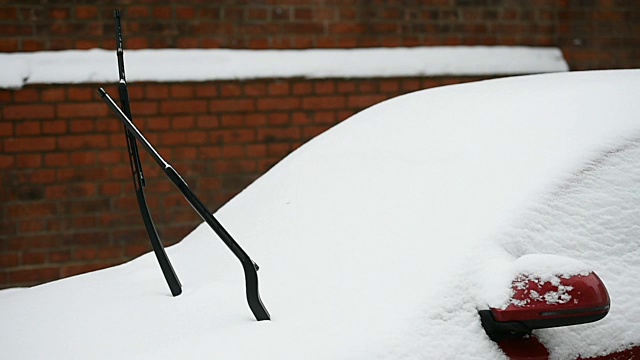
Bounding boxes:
480 272 610 341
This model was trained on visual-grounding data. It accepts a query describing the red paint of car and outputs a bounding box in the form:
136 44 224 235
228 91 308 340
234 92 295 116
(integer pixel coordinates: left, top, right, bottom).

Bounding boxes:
500 337 640 360
492 272 610 326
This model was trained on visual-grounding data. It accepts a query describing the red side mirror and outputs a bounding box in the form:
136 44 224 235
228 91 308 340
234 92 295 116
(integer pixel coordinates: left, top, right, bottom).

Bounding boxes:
480 271 610 341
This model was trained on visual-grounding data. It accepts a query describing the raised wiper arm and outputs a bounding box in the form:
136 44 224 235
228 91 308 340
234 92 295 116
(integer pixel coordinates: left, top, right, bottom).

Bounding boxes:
99 87 270 321
112 9 181 297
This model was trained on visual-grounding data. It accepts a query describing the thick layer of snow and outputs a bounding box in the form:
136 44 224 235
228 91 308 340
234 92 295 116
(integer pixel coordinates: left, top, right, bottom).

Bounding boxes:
0 46 568 89
1 70 639 359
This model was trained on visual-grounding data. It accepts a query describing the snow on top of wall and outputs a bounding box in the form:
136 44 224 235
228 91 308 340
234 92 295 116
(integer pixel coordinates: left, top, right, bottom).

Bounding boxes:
0 46 569 89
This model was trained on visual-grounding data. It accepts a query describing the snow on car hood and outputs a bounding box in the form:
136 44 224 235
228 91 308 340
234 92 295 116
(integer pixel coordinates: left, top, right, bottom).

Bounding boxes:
1 70 639 359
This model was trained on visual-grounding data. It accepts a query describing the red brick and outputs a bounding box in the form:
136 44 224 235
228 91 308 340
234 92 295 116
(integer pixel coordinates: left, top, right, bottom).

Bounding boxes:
17 218 46 232
71 152 97 166
211 129 256 144
16 153 43 167
5 235 59 251
49 250 72 263
176 6 195 19
0 38 18 51
258 127 301 142
22 251 47 265
353 80 375 92
4 137 56 152
173 147 197 160
257 97 301 111
268 113 290 126
185 131 208 145
194 84 218 98
348 94 388 108
15 121 41 136
130 101 158 116
99 182 123 196
268 82 290 96
314 111 339 124
49 7 70 20
96 118 121 133
97 150 122 164
243 83 267 96
41 88 66 102
57 134 109 150
380 80 400 93
401 79 422 92
176 37 199 48
128 5 149 18
170 84 194 98
172 115 195 129
0 7 18 20
196 115 219 129
161 131 187 146
314 80 336 94
4 104 55 120
64 231 110 246
210 99 255 112
153 6 172 19
14 88 40 103
8 268 59 284
22 39 45 51
267 143 292 157
42 120 68 134
221 145 244 158
302 96 346 110
0 253 20 267
67 87 93 102
61 263 112 277
219 114 244 127
0 89 11 102
303 125 330 140
213 160 257 174
28 169 57 184
124 244 148 258
246 144 267 157
70 215 98 230
246 113 267 126
147 116 171 130
127 37 149 49
70 119 95 133
75 5 97 19
293 82 313 95
160 100 207 114
292 112 313 125
221 84 243 97
0 154 15 169
57 103 107 118
44 153 69 167
145 84 170 99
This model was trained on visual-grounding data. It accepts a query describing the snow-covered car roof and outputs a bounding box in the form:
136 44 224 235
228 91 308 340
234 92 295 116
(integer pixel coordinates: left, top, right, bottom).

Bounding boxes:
1 69 639 359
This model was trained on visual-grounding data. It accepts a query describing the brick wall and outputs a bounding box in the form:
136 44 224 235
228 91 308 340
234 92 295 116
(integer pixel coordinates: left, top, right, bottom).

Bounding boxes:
1 1 638 69
1 0 639 288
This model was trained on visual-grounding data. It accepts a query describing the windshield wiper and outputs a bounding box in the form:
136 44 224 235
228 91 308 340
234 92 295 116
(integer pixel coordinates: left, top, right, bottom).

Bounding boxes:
98 10 270 321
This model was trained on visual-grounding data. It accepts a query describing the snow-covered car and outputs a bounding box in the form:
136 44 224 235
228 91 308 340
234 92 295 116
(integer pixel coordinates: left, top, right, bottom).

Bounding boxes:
1 70 639 359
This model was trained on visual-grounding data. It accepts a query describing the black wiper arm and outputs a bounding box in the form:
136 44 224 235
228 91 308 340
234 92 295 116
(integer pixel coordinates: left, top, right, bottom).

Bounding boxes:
99 87 270 321
113 10 181 297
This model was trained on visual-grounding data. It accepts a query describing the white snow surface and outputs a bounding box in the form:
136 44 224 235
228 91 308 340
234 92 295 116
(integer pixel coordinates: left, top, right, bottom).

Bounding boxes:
0 46 568 89
1 70 639 359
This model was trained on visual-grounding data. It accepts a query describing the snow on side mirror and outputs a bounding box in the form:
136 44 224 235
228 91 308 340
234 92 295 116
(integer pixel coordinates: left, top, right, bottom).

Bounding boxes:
479 255 610 341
